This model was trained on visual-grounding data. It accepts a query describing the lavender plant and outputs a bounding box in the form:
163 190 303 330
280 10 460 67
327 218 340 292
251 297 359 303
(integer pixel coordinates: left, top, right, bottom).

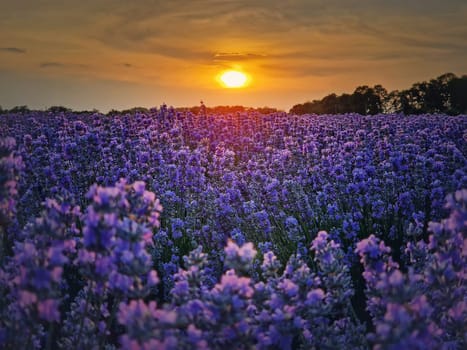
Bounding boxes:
357 190 466 349
0 109 465 349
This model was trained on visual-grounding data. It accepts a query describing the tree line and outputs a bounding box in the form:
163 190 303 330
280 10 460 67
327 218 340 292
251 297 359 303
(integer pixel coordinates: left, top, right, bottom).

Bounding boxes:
1 105 282 116
2 72 465 116
178 104 281 115
290 73 467 115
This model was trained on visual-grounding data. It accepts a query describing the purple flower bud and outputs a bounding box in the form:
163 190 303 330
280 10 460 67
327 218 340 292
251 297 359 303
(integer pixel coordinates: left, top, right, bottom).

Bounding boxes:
37 299 60 322
147 270 159 286
306 288 325 306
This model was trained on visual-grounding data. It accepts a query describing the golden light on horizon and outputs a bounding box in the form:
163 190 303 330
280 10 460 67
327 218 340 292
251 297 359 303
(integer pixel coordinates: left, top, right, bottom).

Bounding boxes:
219 70 249 88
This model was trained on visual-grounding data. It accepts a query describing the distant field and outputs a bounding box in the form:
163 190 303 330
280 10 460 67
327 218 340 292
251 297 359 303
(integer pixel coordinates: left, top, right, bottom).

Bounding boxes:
1 109 466 349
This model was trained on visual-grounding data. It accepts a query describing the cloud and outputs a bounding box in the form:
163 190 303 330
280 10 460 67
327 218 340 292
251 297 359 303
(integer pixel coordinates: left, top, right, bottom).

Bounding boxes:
0 47 26 54
40 62 65 68
262 63 358 78
350 21 467 53
39 62 88 69
148 44 212 61
213 52 267 62
67 0 466 70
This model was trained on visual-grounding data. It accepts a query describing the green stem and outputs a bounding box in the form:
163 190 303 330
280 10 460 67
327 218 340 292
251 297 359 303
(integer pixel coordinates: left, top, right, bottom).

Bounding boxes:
45 322 55 350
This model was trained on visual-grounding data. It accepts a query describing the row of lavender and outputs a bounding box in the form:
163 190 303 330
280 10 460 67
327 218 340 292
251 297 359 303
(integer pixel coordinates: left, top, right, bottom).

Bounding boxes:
0 108 466 349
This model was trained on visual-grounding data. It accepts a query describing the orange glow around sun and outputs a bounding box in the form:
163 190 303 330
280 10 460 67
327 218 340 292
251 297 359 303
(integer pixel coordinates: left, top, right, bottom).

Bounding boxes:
219 70 250 88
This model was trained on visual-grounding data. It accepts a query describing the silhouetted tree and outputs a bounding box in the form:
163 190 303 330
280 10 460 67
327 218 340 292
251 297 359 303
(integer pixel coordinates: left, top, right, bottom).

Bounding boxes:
374 85 389 113
354 85 386 114
290 72 465 115
47 106 72 113
9 106 30 113
448 75 467 114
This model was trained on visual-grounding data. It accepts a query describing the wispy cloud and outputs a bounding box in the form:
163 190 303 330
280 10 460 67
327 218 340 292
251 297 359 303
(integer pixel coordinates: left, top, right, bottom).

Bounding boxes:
262 63 359 78
40 62 65 68
0 47 26 54
213 52 267 61
39 62 89 70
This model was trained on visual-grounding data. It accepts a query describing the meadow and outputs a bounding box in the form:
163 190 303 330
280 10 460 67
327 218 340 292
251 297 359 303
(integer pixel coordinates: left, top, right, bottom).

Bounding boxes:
0 107 466 349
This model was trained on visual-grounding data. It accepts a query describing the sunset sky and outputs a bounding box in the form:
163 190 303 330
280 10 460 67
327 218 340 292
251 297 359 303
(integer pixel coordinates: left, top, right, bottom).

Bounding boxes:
1 0 466 112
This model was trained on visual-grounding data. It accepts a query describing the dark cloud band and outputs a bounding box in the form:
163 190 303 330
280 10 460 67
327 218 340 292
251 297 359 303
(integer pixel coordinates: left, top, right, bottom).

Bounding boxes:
0 47 26 54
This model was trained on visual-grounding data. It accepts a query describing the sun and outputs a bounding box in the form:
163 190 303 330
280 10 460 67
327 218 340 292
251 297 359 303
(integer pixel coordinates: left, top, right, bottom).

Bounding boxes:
219 70 249 88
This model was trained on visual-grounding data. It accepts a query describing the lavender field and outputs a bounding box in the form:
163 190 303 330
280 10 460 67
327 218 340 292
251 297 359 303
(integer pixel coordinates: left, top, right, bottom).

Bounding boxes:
0 108 466 349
